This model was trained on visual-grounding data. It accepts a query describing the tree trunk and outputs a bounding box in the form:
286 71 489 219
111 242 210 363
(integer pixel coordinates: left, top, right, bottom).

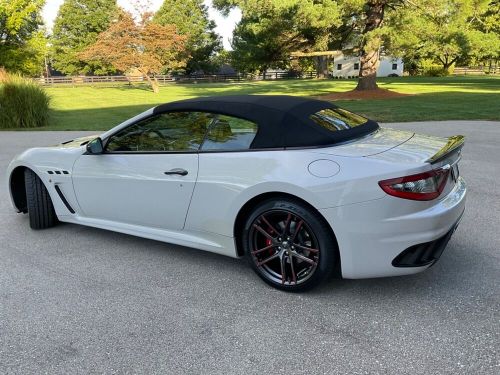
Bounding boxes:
315 56 329 79
152 76 160 93
141 70 160 93
441 56 458 74
355 1 387 91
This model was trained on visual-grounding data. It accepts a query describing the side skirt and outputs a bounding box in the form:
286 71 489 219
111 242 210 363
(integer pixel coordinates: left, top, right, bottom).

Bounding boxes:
58 215 238 258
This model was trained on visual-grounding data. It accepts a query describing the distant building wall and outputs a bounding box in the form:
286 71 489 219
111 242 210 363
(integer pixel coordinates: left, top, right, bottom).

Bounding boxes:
331 54 404 77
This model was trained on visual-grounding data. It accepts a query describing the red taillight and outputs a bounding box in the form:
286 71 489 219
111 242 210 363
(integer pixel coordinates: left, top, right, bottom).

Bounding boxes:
378 167 450 201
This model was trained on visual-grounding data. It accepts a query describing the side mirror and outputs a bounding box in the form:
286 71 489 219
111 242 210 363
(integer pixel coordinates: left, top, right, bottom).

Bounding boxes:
86 137 104 154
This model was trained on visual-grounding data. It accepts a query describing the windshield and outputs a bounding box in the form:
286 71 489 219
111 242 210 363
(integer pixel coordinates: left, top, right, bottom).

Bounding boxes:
309 108 368 132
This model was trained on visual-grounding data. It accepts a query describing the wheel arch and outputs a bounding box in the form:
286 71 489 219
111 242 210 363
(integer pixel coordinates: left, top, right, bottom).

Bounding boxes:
233 191 342 277
9 166 29 213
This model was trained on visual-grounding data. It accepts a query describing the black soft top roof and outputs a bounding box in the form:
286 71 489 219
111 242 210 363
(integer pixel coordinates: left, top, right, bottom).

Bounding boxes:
153 95 379 149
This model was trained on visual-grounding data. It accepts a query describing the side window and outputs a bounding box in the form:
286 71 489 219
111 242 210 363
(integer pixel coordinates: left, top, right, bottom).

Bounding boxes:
106 112 214 152
201 114 258 151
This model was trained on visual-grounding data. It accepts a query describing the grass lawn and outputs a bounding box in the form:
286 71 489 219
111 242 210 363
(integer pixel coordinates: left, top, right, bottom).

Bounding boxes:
8 76 500 130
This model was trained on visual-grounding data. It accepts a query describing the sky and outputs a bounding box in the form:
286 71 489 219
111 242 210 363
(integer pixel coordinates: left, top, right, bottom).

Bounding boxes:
42 0 241 50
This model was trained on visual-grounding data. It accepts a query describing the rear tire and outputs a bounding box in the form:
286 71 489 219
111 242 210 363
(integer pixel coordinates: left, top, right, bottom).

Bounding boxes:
242 198 337 292
24 169 57 229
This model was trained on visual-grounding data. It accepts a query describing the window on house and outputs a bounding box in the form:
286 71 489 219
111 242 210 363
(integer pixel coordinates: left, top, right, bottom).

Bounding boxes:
392 63 398 70
354 63 359 70
337 64 342 70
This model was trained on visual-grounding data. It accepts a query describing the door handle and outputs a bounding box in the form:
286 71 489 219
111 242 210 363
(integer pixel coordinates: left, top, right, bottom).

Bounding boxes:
164 168 188 176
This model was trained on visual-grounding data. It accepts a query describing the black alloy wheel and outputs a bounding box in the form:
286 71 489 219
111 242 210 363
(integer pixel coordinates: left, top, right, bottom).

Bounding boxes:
243 198 337 291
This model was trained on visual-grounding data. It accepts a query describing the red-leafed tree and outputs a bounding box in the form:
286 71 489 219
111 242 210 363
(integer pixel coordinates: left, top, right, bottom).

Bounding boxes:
79 9 187 93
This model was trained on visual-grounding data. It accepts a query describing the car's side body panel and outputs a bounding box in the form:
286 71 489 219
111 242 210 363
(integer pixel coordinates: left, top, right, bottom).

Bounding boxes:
183 148 430 239
72 153 199 231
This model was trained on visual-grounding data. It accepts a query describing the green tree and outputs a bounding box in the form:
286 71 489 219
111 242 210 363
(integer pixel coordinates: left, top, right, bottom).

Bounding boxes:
462 0 500 68
327 0 405 90
154 0 222 73
385 0 500 73
216 0 406 88
0 0 46 75
214 0 341 75
51 0 118 75
351 1 393 90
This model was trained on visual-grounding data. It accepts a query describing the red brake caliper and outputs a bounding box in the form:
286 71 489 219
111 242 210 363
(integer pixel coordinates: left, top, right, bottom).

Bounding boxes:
265 238 273 255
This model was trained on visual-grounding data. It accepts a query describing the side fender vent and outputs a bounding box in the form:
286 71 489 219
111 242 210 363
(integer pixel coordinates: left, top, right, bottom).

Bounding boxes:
54 185 76 214
47 170 70 175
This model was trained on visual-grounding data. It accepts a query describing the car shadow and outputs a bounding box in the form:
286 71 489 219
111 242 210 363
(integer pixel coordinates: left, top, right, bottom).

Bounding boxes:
51 220 491 301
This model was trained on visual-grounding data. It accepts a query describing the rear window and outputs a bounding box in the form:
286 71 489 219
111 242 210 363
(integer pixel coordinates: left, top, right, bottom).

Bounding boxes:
310 108 368 132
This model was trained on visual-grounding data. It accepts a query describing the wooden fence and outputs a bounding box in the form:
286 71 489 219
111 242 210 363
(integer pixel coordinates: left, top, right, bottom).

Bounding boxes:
36 71 317 86
453 66 499 75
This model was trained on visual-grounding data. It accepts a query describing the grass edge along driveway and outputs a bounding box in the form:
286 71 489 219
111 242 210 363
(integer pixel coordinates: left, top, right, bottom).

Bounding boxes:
6 76 500 131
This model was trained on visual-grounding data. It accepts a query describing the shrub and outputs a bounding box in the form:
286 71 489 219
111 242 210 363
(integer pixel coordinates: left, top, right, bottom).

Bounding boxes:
417 59 451 77
0 69 50 129
424 67 449 77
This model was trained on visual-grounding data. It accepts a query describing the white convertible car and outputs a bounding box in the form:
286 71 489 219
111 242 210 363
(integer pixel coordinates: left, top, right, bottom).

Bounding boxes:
7 95 466 291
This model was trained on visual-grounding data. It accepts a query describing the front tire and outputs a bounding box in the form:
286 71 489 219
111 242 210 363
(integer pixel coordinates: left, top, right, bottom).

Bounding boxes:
242 198 337 292
24 169 57 229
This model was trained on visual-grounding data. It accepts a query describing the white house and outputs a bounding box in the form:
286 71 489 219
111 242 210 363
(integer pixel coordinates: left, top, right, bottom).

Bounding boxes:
331 53 404 77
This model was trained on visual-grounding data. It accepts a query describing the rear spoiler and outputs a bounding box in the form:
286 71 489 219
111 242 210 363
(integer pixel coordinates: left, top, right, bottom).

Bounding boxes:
426 135 465 164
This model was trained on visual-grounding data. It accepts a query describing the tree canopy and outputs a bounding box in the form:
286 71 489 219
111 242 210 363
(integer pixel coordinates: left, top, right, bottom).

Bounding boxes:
2 0 498 86
79 9 187 92
51 0 118 75
214 0 342 74
154 0 222 73
0 0 46 75
216 0 500 89
386 0 500 73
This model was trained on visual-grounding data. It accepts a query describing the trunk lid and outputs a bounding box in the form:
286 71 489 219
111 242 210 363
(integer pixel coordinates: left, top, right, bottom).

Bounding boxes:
318 127 462 166
366 131 464 169
317 127 465 199
316 127 416 158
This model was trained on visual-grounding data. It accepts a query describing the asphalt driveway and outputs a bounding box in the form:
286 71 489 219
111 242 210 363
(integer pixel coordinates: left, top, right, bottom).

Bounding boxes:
0 121 499 374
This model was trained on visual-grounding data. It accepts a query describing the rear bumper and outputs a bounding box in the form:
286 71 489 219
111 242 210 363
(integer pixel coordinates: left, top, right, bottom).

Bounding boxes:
392 211 463 267
319 177 466 279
